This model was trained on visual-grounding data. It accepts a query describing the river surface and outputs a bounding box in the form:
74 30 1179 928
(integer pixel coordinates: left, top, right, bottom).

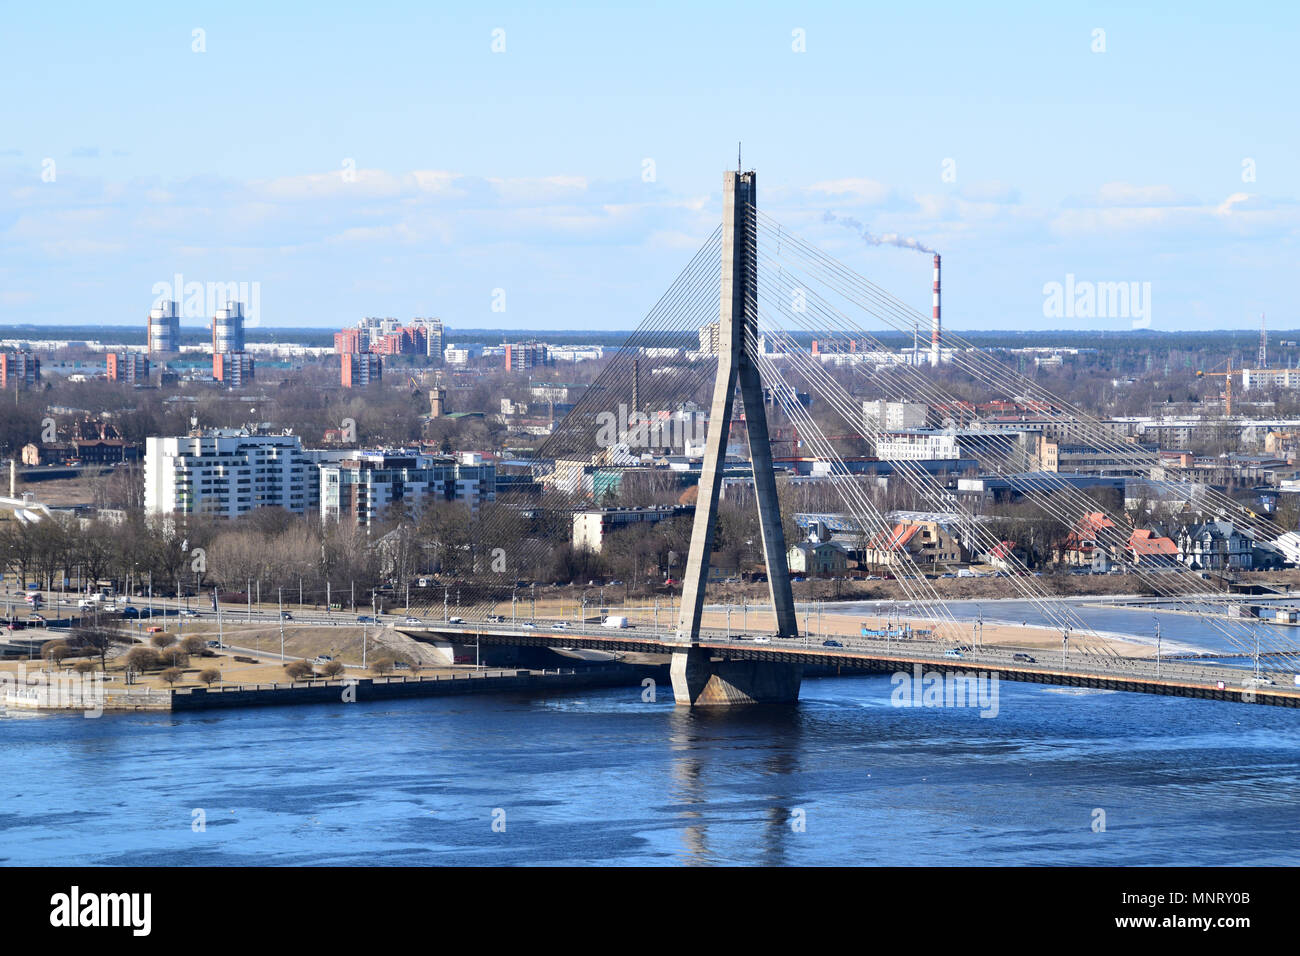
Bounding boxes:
3 674 1298 866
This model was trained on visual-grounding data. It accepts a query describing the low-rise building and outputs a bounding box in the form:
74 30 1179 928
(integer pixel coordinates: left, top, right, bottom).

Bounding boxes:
1177 521 1255 571
572 505 692 553
787 540 850 574
860 520 963 569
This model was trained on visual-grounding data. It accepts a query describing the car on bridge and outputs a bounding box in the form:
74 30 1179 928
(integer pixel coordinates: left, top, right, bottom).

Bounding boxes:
280 612 293 620
448 616 464 624
551 622 569 630
943 649 964 659
751 636 771 644
404 616 422 624
357 615 373 623
823 640 843 648
520 622 536 629
1012 653 1037 663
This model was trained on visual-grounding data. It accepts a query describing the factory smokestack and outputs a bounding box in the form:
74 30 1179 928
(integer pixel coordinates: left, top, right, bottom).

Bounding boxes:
930 253 941 368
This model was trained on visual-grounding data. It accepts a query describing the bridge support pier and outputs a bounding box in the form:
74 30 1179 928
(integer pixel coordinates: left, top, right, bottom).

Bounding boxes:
670 647 802 706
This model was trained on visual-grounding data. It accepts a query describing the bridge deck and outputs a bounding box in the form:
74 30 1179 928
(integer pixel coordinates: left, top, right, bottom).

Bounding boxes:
401 621 1300 708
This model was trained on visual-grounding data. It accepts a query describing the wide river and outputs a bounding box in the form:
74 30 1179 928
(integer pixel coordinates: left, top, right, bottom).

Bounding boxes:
2 672 1297 865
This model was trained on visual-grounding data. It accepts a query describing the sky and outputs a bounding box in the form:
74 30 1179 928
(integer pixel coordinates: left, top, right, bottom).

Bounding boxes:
1 1 1297 335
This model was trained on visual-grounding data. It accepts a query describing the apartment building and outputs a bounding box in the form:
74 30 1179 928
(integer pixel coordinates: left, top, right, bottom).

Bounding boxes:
106 352 150 383
0 352 41 390
862 400 929 432
144 430 338 518
319 451 496 527
342 353 382 387
213 351 255 387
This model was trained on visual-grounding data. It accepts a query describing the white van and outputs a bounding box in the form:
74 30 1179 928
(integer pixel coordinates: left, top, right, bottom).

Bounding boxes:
601 616 629 629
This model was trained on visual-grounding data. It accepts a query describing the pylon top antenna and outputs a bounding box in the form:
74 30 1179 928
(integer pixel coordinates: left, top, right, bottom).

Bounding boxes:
738 142 742 172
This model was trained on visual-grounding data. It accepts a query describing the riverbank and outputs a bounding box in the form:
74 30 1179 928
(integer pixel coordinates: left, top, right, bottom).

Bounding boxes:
3 662 663 713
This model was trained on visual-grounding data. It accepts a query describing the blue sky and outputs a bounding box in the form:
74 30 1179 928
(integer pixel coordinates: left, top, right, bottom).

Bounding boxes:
1 1 1297 333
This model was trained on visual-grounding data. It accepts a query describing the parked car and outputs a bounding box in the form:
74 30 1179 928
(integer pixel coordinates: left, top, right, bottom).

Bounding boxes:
146 626 165 634
314 655 334 665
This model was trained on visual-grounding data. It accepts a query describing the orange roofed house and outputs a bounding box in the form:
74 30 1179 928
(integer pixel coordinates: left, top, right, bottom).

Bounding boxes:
1126 528 1180 568
861 520 964 570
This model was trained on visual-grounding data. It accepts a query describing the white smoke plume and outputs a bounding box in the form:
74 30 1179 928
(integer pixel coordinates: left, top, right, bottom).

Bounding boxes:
823 211 934 255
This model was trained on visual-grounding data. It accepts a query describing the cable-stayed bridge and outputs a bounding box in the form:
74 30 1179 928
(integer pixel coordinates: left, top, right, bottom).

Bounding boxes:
402 169 1300 708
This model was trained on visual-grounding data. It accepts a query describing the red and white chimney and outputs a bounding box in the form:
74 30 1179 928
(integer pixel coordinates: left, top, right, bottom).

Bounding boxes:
930 253 941 368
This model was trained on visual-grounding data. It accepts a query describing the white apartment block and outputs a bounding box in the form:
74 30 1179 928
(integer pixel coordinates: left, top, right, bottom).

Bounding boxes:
1242 368 1300 391
145 431 338 518
862 400 929 432
875 431 962 460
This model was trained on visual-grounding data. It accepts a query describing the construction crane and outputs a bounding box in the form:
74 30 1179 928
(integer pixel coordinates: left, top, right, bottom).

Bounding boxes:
1197 358 1241 416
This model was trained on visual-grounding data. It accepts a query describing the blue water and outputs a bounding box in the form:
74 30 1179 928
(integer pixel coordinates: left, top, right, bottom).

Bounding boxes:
2 676 1298 866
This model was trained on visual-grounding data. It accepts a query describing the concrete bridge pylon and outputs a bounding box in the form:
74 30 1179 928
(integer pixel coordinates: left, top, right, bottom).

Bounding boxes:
671 169 802 706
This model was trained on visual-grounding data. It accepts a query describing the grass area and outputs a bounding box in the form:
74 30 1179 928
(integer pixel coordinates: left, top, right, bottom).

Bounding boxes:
0 622 459 692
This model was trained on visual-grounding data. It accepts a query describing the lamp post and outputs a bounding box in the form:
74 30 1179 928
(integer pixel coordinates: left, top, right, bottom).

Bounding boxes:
1155 616 1161 678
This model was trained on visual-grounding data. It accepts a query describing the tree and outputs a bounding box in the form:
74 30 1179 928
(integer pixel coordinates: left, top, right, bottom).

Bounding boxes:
66 624 116 671
181 635 207 657
370 656 396 676
159 667 183 686
72 660 99 675
197 668 221 686
321 660 345 679
284 660 314 680
41 640 70 669
125 647 161 673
